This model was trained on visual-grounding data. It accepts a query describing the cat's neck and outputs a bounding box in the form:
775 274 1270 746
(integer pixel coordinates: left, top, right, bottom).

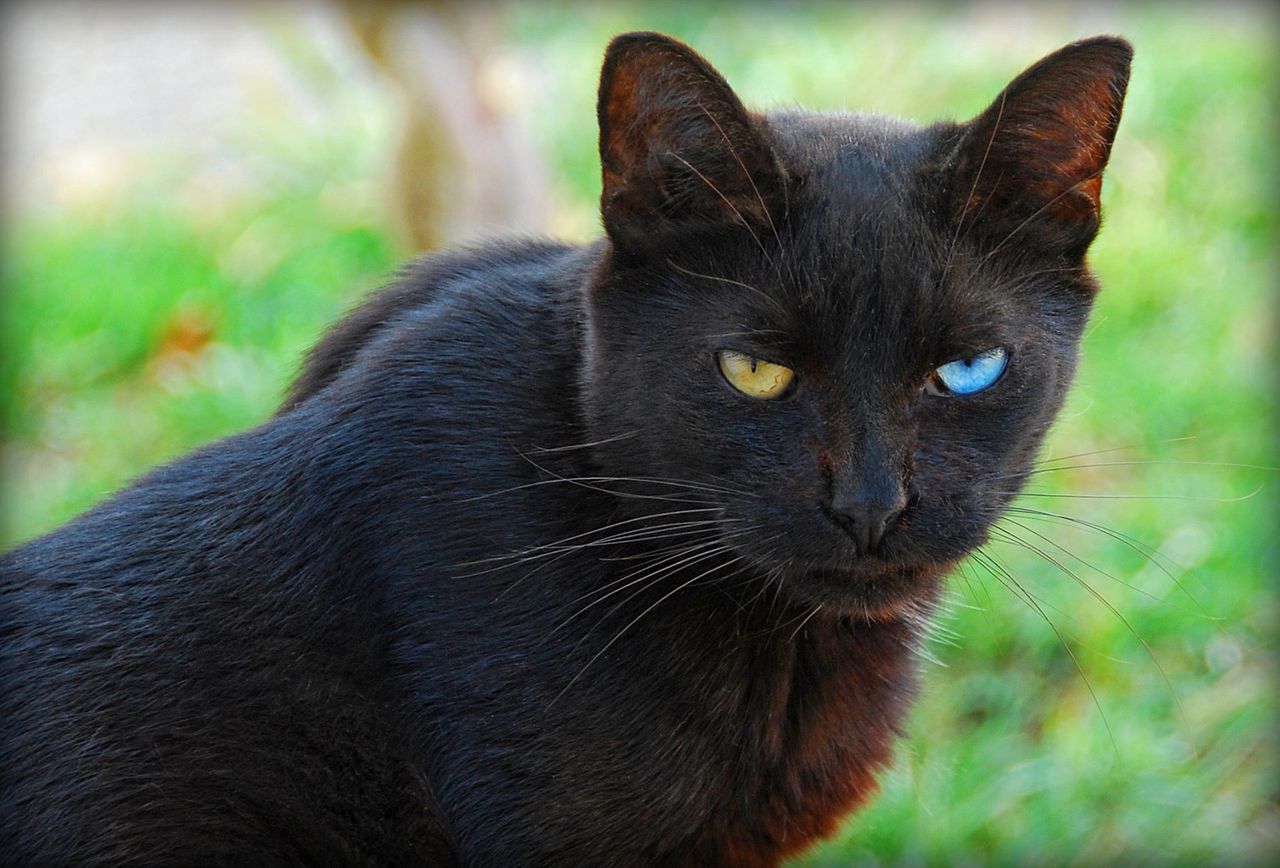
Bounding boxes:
666 589 940 865
560 511 942 861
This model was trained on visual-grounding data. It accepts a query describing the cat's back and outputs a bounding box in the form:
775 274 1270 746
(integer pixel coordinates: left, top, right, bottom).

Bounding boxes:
0 237 595 865
283 237 595 414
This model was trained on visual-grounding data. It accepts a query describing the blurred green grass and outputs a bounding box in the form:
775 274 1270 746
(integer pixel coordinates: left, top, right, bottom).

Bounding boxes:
2 3 1276 864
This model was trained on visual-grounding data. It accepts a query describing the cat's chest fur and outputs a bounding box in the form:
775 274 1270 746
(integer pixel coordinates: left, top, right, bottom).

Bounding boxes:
393 520 933 865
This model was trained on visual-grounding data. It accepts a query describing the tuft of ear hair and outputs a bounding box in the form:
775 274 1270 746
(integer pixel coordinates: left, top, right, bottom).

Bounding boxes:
597 32 785 254
949 36 1133 259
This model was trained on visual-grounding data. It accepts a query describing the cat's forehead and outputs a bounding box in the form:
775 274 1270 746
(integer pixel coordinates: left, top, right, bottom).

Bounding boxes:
756 112 960 329
764 111 948 275
668 110 1031 381
765 111 937 202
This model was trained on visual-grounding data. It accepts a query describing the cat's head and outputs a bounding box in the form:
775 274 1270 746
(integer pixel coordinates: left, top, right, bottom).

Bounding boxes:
581 32 1131 618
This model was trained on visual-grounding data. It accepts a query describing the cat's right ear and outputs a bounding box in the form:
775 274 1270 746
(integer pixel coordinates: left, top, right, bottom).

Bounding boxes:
597 32 784 253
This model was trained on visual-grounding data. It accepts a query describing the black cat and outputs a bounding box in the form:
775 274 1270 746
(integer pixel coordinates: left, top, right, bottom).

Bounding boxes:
1 32 1131 866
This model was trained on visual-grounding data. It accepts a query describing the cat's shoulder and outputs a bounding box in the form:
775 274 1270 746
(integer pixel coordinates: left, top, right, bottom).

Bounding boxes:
283 237 591 410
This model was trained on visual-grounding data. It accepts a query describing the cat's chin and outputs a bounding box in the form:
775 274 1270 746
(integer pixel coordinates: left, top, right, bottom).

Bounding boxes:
763 560 948 622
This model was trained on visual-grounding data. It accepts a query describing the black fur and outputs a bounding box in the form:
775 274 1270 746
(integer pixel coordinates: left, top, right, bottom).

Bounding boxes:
1 33 1131 866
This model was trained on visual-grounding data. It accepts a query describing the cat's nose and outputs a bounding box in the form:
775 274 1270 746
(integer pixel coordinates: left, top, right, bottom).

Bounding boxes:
825 490 908 556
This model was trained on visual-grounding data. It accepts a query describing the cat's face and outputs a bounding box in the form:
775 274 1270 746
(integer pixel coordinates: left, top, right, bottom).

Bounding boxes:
583 34 1130 618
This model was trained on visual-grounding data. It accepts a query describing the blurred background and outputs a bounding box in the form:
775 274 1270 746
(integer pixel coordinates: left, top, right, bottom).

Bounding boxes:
1 1 1276 863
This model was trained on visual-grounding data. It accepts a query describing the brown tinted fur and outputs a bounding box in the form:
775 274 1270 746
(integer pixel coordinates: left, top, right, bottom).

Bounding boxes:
672 602 936 864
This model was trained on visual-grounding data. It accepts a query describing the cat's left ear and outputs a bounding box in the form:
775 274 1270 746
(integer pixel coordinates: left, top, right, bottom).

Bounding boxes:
947 36 1132 259
597 32 785 253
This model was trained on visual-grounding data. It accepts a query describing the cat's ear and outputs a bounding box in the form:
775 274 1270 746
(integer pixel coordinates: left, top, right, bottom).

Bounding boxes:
948 36 1132 258
597 32 783 252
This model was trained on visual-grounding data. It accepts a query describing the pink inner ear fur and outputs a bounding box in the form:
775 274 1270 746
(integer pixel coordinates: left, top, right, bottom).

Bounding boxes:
600 61 655 180
1031 76 1121 220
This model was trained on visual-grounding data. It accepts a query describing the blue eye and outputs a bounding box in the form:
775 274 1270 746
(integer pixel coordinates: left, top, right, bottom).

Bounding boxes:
931 347 1009 396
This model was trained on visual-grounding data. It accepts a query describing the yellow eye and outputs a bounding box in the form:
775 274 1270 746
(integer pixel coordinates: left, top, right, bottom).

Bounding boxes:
717 350 795 400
